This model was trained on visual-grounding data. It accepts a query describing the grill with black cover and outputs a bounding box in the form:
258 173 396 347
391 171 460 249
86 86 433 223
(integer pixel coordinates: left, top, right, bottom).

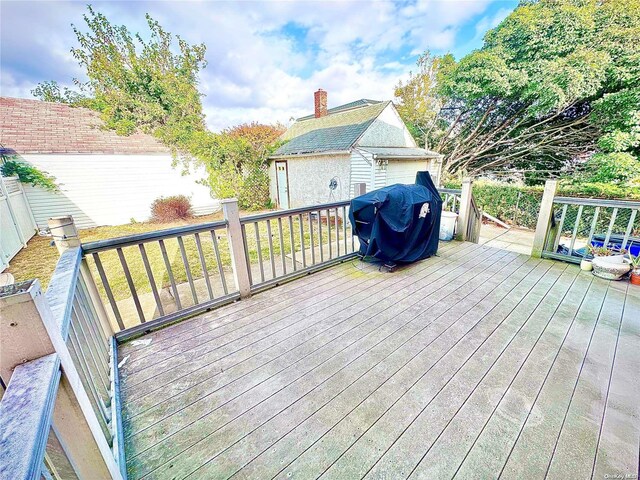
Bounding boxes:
349 171 443 265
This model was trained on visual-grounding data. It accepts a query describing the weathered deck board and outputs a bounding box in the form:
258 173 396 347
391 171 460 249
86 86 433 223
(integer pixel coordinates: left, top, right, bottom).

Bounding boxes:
592 282 640 478
129 243 495 475
452 273 609 479
118 241 639 480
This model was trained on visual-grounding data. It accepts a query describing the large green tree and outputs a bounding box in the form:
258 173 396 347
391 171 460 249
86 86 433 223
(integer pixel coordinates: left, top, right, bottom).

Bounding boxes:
32 6 285 209
396 0 640 181
71 6 207 146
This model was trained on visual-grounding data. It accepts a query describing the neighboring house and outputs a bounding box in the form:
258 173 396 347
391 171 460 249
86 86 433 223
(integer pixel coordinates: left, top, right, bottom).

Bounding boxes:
0 97 218 229
268 89 442 209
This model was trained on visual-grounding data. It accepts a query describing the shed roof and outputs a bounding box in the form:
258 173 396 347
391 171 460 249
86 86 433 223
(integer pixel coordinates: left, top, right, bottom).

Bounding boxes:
274 101 390 157
0 97 169 155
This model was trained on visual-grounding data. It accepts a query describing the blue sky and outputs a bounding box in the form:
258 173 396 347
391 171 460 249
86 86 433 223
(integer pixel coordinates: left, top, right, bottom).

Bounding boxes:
0 0 518 130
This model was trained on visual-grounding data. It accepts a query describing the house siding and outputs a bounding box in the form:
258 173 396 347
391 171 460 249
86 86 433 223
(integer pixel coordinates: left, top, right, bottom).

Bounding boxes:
356 103 417 148
349 150 373 196
272 154 351 208
385 158 442 187
21 154 219 229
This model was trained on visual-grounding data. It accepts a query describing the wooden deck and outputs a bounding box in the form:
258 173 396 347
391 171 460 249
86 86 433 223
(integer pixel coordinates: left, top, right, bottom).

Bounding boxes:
117 241 640 480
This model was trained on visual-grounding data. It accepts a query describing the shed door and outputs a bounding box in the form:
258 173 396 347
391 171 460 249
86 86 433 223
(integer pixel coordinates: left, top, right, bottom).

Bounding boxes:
275 161 289 209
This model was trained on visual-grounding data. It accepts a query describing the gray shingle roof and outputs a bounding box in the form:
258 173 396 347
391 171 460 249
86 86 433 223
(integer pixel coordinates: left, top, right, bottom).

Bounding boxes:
274 101 389 157
296 99 383 121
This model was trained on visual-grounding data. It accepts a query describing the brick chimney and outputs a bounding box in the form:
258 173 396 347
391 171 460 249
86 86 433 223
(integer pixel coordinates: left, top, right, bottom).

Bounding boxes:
314 89 327 118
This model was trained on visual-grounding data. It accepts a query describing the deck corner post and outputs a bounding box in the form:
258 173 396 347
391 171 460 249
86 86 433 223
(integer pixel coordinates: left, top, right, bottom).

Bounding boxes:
222 198 252 298
456 177 474 241
0 279 122 480
48 216 80 254
47 216 114 337
532 179 558 258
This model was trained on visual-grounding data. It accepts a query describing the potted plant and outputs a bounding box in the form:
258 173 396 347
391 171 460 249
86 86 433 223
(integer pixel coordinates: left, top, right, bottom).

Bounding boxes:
630 254 640 285
591 245 631 280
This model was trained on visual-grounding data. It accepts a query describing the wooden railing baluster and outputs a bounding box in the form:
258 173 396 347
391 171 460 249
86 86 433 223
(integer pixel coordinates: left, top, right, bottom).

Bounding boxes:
138 243 165 316
266 220 276 279
159 239 182 310
277 217 286 275
177 236 198 305
309 212 316 265
327 208 333 259
210 230 228 295
92 253 125 330
254 222 265 283
116 247 145 323
194 233 214 301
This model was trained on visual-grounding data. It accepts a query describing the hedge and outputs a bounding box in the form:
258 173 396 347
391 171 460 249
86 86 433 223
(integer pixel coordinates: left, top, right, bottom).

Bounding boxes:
443 180 640 230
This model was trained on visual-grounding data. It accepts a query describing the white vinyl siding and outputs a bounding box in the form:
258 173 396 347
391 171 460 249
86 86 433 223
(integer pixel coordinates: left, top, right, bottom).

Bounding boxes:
385 159 441 186
21 154 219 229
356 103 417 148
350 150 373 196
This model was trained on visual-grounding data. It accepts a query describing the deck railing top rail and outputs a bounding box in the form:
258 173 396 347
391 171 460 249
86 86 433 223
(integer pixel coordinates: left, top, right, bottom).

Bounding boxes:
82 219 228 254
552 196 640 209
239 200 351 223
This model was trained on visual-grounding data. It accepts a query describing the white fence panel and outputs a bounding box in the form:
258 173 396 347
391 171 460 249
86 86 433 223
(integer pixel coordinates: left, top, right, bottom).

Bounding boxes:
0 176 36 271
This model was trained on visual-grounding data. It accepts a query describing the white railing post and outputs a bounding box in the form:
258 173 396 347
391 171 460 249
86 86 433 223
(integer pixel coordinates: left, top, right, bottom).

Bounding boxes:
456 178 473 241
532 179 558 258
222 198 252 299
0 280 123 479
48 216 114 337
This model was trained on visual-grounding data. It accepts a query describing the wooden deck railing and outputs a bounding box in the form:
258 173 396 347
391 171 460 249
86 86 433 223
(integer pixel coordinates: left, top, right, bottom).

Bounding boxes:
238 201 359 292
0 187 486 478
0 247 125 479
438 187 462 213
81 218 236 341
438 180 481 243
532 180 640 262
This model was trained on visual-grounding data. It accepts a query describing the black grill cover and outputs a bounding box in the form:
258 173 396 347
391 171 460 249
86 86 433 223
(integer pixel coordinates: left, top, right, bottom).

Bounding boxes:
349 171 443 263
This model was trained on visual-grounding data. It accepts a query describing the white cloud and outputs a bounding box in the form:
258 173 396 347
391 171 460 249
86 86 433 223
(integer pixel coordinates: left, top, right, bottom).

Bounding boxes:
0 0 515 131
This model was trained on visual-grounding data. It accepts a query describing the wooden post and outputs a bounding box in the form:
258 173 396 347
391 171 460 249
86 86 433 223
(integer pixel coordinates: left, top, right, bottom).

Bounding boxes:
532 179 558 258
456 178 473 241
222 198 251 298
0 280 122 479
48 216 80 254
47 216 113 337
353 183 367 197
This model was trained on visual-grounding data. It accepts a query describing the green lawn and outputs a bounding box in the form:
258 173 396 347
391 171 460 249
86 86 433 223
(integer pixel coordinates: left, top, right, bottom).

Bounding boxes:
8 210 351 304
8 211 229 297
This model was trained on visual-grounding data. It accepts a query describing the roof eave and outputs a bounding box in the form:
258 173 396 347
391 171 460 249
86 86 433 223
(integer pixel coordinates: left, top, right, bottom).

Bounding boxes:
269 149 351 160
375 153 443 160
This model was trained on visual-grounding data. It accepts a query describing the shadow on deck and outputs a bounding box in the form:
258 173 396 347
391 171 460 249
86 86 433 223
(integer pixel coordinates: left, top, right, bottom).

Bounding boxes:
117 240 639 479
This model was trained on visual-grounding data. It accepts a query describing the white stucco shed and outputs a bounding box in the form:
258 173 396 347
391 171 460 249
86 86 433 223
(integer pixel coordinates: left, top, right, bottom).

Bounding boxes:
268 91 442 209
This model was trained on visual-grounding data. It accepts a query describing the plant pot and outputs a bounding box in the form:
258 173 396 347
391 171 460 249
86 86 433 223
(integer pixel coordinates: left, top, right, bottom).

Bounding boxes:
631 270 640 285
580 258 593 271
592 254 631 280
